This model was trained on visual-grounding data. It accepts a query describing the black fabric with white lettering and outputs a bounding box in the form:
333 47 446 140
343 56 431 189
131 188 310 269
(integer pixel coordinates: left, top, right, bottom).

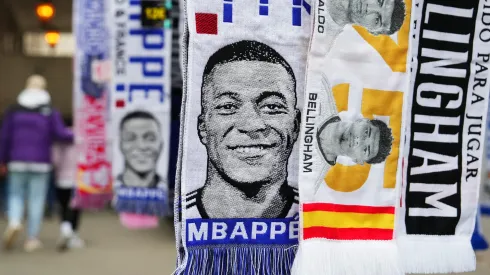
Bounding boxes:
405 0 479 235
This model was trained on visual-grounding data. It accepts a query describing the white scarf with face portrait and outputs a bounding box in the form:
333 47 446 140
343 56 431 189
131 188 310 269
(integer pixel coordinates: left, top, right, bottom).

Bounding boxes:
175 0 311 274
174 0 187 269
397 0 490 273
293 0 411 274
108 0 173 217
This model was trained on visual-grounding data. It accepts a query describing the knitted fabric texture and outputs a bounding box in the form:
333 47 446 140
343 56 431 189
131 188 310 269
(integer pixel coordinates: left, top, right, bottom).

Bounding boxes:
397 0 490 273
175 0 311 273
108 0 173 217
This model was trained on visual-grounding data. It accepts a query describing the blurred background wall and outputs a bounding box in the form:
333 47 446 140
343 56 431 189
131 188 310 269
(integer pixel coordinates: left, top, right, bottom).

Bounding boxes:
0 0 72 117
0 56 72 116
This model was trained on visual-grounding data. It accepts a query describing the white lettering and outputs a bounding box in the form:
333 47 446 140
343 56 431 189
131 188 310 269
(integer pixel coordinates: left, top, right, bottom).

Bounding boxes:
212 222 227 240
410 149 458 175
289 221 299 239
271 222 286 239
189 223 208 242
416 83 463 109
251 222 268 239
230 222 248 239
408 182 458 217
413 115 460 143
421 48 468 78
422 30 470 44
425 4 473 24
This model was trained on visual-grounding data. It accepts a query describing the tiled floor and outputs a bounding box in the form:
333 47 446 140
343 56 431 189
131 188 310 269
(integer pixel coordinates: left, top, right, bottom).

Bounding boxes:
0 211 489 275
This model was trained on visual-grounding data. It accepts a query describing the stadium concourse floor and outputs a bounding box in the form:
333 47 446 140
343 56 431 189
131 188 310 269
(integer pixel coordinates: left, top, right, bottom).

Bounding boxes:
0 211 489 275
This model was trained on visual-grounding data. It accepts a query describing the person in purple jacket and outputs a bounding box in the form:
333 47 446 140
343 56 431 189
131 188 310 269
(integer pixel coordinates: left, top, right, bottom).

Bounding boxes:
0 75 73 252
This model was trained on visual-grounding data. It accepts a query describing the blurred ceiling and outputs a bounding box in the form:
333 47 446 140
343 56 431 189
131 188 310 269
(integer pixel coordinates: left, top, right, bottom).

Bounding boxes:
1 0 72 33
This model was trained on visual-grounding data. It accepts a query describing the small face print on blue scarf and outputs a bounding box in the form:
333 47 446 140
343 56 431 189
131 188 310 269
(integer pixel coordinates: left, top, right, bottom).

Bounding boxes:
115 110 170 216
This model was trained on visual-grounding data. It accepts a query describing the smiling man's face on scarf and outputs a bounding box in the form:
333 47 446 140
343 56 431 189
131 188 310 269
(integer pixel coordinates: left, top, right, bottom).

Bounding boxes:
327 0 406 35
199 60 299 185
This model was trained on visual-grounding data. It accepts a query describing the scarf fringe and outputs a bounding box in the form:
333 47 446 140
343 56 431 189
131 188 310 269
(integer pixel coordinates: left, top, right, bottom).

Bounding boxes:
115 198 171 217
398 236 476 274
72 192 112 210
177 246 297 275
292 239 402 275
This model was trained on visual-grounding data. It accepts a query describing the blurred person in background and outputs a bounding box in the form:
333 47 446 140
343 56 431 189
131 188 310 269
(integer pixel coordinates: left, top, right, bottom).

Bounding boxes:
0 75 73 252
52 124 85 251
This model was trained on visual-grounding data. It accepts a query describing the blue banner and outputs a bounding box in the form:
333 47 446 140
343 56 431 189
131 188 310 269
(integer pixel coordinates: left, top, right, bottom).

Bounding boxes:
186 216 299 246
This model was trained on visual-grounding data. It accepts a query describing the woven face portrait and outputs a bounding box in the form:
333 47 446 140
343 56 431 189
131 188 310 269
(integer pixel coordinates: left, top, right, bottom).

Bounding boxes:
317 115 394 166
118 110 163 188
184 40 301 219
113 109 171 191
328 0 406 35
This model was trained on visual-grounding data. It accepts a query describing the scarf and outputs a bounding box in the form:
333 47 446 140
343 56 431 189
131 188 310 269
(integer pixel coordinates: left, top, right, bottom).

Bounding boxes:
175 0 311 273
109 0 173 217
72 0 113 209
293 0 411 274
397 0 490 273
175 0 188 270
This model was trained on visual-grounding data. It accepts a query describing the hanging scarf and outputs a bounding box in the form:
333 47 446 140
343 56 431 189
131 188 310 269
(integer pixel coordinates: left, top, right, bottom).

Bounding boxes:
175 0 188 270
293 0 411 274
109 0 173 217
176 0 311 273
73 0 113 209
397 0 490 273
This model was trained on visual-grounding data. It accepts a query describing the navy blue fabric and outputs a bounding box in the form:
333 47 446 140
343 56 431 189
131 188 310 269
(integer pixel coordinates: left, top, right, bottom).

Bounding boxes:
472 212 489 251
186 217 298 246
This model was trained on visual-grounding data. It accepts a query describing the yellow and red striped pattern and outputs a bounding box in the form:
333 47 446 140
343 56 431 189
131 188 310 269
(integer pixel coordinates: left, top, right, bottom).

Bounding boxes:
302 203 395 240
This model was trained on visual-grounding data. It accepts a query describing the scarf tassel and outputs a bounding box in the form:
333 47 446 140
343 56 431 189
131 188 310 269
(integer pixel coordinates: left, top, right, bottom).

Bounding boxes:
115 198 171 217
398 236 476 274
292 240 403 275
178 246 297 275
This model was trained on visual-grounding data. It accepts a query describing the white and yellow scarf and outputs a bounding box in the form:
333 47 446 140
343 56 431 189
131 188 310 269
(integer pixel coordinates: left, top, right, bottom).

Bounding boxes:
294 0 411 274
